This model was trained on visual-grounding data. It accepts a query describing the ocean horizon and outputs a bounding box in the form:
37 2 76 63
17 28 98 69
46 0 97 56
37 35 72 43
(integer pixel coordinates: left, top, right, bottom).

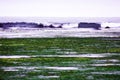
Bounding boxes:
0 17 120 23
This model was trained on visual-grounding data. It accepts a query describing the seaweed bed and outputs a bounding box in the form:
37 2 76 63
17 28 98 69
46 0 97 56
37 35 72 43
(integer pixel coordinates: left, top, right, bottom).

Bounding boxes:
0 37 120 80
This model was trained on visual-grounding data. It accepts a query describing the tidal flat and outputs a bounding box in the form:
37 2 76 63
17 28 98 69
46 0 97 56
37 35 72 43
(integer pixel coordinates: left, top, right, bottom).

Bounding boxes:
0 37 120 80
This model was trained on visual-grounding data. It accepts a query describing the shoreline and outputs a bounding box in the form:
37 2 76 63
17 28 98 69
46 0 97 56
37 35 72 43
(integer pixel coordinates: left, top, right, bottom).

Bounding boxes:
0 28 120 38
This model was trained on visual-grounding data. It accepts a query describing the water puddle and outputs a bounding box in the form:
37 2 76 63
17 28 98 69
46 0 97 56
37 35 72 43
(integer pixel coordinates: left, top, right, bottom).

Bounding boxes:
1 66 38 71
16 50 38 53
0 54 104 58
38 75 59 79
43 66 95 71
35 54 106 58
91 63 120 66
1 67 19 71
57 51 78 55
1 66 79 71
8 43 25 46
0 55 31 58
2 66 90 71
34 53 120 58
42 48 77 55
10 75 26 78
0 44 2 46
44 67 79 70
92 59 120 63
86 76 94 80
91 71 120 75
0 53 119 58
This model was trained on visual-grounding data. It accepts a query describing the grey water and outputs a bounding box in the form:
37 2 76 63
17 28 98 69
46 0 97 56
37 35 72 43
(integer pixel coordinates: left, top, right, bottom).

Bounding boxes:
0 17 120 23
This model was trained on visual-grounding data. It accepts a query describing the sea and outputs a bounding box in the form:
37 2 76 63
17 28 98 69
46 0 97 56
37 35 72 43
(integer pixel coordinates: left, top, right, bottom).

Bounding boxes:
0 17 120 23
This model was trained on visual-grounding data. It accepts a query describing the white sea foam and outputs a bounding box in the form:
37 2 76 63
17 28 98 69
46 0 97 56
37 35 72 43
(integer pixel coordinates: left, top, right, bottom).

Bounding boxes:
0 28 120 38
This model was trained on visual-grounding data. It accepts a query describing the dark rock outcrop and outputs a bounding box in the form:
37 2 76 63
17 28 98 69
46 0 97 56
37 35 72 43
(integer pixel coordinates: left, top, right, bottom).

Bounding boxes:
78 22 101 30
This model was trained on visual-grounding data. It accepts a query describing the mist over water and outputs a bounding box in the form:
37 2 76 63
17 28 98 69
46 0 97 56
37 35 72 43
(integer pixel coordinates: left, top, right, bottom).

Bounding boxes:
0 17 120 23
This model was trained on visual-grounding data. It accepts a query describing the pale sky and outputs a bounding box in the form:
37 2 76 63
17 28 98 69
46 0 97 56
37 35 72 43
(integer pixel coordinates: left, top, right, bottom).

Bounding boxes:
0 0 120 17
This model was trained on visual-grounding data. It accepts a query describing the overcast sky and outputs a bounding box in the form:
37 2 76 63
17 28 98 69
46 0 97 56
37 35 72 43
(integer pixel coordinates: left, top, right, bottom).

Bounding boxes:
0 0 120 17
